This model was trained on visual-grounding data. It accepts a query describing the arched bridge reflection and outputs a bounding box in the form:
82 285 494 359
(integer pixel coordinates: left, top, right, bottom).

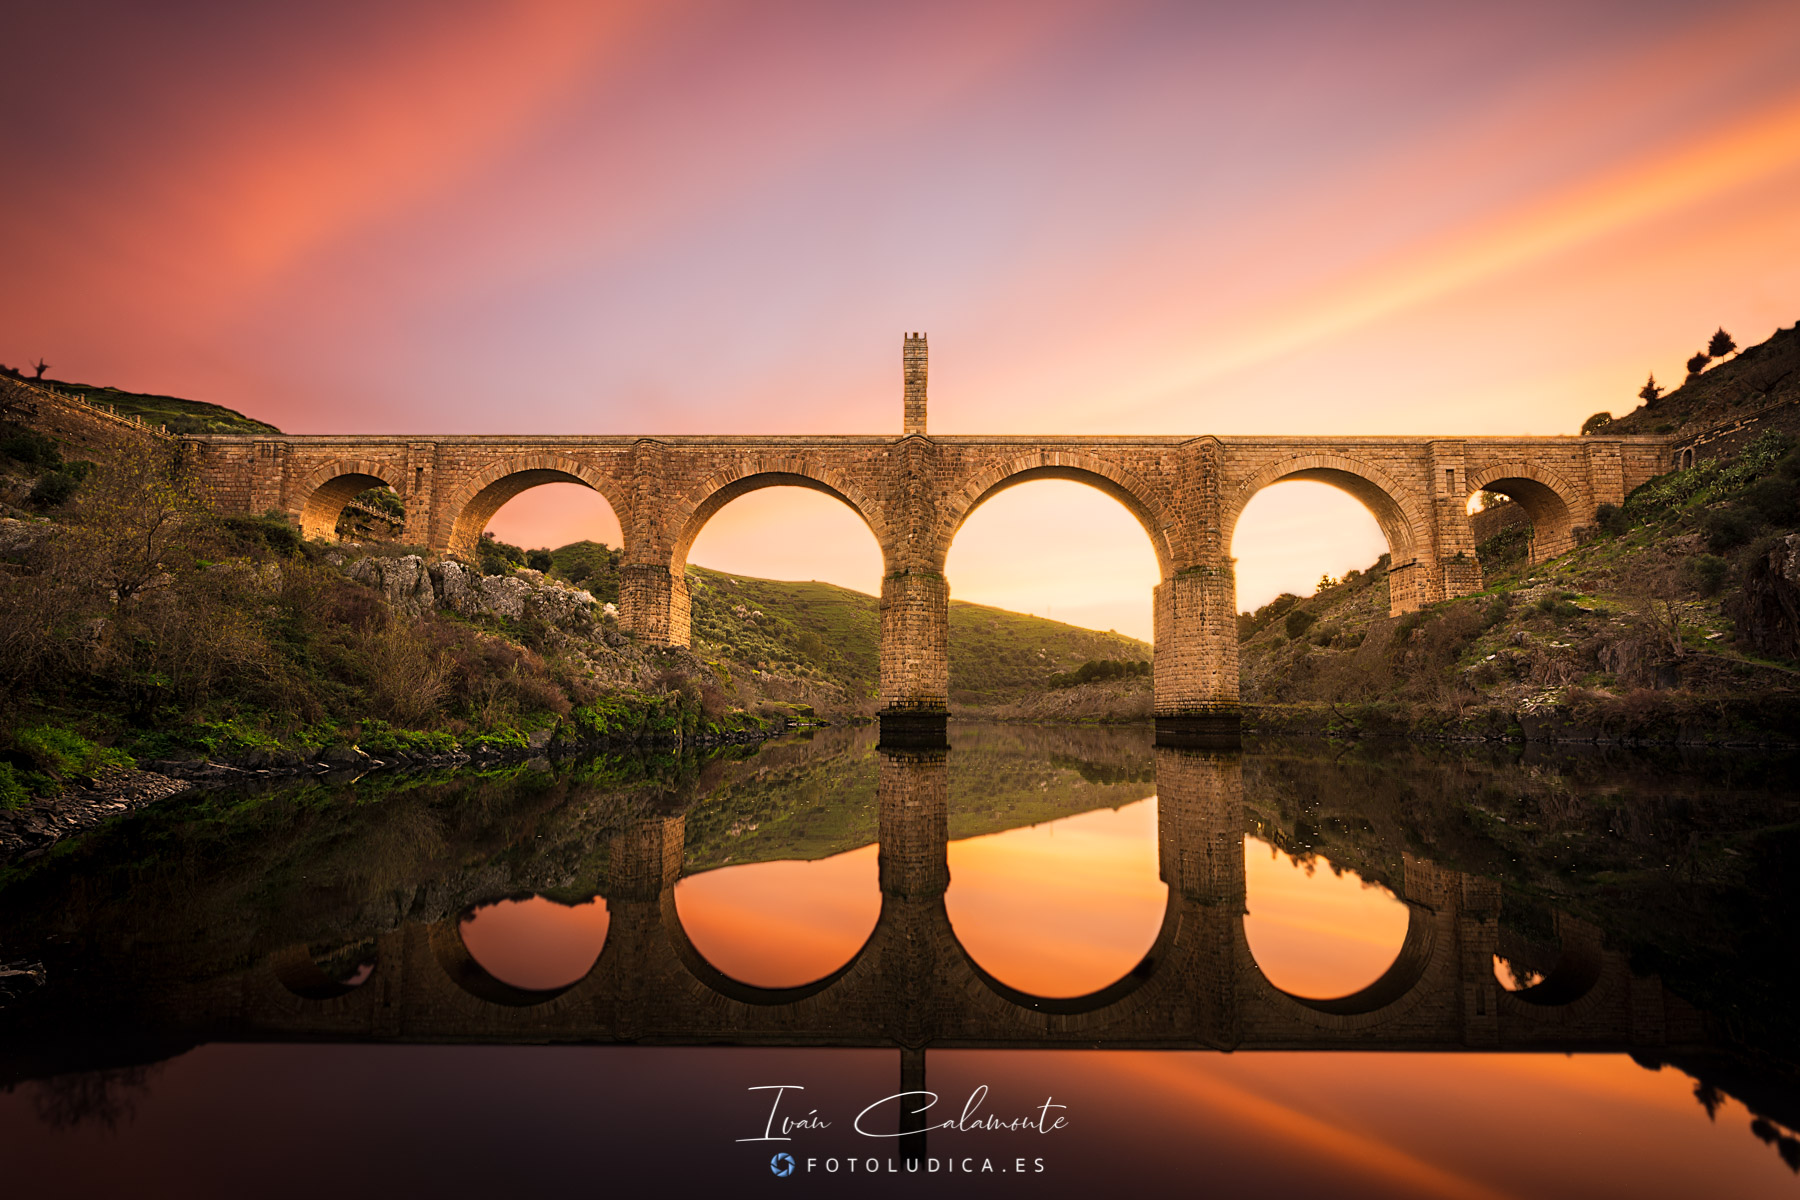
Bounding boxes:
244 742 1701 1057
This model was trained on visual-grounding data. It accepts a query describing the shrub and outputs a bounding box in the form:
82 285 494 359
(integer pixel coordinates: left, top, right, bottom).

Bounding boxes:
27 461 92 507
1594 503 1629 536
1580 412 1613 435
1702 507 1757 553
1742 476 1797 526
1284 609 1317 640
1048 659 1150 688
0 762 28 810
11 725 133 781
1684 554 1728 596
477 532 526 576
0 424 63 468
526 548 554 572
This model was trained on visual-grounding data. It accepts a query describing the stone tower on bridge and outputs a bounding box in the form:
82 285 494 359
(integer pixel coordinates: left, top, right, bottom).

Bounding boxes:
178 335 1673 747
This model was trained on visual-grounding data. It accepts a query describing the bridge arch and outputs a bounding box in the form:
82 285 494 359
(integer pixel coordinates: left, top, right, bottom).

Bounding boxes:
1225 454 1433 614
444 455 631 559
934 453 1175 577
295 459 400 542
667 460 892 571
1467 461 1584 564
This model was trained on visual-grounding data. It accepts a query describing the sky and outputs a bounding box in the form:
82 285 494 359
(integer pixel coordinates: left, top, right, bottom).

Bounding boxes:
6 0 1800 637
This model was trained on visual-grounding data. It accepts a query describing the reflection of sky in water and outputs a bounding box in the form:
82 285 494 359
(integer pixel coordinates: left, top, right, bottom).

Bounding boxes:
673 843 880 988
459 896 609 991
1241 835 1411 999
946 797 1167 998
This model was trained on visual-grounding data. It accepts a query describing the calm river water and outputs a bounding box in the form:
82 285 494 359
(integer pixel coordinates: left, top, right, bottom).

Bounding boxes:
1 723 1796 1197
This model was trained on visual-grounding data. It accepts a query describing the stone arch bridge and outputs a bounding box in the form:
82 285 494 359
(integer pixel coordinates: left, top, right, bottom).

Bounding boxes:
186 338 1670 739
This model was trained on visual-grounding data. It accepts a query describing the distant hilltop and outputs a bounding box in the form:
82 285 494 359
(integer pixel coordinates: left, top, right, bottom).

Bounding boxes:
1604 321 1800 439
0 369 278 436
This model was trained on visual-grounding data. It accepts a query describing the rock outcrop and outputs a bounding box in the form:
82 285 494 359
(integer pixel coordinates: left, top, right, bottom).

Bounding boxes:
1730 533 1800 660
346 555 610 627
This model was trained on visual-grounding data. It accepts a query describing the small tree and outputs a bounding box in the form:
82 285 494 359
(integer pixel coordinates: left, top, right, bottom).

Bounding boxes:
30 357 49 380
1686 352 1710 376
1581 411 1613 434
1706 328 1736 359
1638 375 1662 405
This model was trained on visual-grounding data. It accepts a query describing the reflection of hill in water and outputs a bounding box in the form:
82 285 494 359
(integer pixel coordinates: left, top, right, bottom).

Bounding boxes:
680 723 1158 871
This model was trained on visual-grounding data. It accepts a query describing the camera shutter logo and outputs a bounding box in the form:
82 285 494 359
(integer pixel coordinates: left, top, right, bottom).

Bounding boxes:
770 1153 796 1177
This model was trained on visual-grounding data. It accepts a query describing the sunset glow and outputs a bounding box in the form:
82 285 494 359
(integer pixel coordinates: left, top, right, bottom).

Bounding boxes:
7 2 1797 623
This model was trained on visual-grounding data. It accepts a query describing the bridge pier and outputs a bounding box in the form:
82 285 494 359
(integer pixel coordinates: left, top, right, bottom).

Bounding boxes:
1152 560 1241 745
878 569 950 747
618 563 691 646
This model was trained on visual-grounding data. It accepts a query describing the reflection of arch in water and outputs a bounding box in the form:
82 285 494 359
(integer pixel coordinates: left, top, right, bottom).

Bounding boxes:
942 798 1169 1002
271 940 377 1001
659 889 883 1007
429 895 609 1008
945 889 1183 1018
1238 903 1440 1021
1496 919 1605 1010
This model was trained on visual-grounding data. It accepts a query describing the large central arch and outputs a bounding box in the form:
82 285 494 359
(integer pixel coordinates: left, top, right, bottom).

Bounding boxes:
1225 454 1433 615
934 453 1177 578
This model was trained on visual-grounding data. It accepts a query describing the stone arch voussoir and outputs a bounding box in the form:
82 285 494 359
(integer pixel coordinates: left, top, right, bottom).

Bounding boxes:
1225 452 1431 559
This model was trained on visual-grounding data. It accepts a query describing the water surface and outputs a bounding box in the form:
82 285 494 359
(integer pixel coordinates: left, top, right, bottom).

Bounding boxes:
2 724 1796 1196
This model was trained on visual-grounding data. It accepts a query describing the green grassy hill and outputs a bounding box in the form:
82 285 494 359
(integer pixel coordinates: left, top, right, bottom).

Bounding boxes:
37 376 280 435
685 566 1149 705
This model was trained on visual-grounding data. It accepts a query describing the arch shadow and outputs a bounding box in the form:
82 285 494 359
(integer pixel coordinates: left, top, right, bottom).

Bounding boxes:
1467 462 1584 564
296 460 399 542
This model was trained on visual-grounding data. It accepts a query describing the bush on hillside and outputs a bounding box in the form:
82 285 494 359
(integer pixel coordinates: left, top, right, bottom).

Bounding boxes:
1048 659 1149 689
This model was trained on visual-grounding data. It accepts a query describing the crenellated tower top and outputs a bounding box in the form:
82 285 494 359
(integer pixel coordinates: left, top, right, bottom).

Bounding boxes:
903 332 927 436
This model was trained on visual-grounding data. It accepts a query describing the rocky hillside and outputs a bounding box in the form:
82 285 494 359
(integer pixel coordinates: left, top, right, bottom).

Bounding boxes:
1236 425 1800 742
